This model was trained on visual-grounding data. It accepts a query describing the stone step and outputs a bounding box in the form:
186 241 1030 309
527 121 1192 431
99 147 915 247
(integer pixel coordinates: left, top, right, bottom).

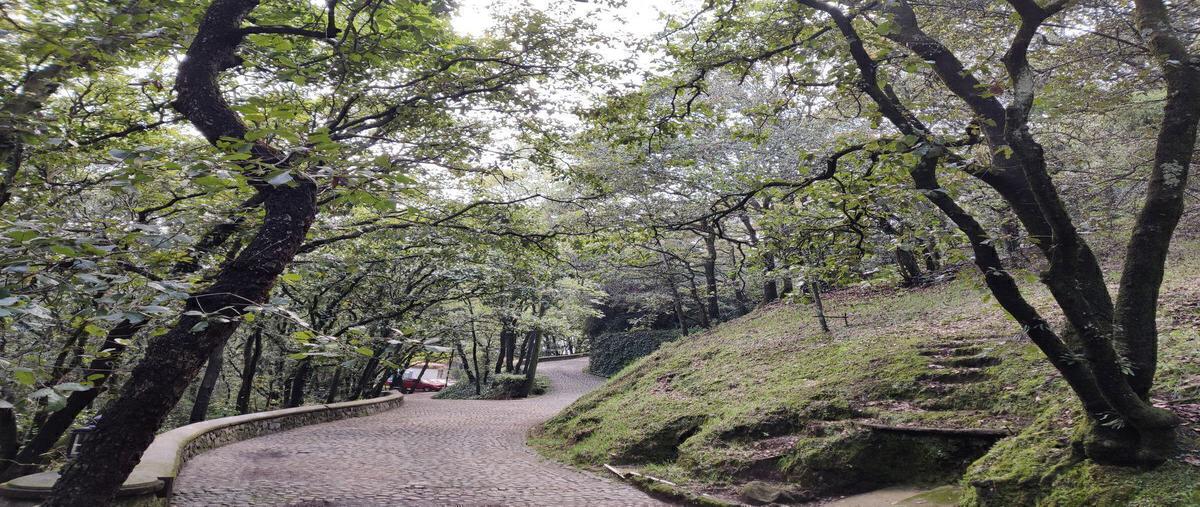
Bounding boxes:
931 355 1001 368
916 369 988 384
918 346 985 357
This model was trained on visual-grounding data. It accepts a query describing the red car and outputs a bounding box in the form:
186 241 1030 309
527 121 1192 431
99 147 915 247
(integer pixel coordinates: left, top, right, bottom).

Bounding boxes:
392 364 449 392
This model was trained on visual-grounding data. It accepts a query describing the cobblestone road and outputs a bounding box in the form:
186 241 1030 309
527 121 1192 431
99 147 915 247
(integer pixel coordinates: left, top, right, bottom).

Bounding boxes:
172 358 666 506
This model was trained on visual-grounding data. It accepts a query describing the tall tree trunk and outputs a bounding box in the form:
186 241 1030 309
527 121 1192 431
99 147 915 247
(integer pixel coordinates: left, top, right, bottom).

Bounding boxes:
0 387 16 472
687 274 711 329
661 251 690 335
235 328 262 414
519 301 548 397
467 300 484 395
762 252 779 304
47 1 320 503
808 279 830 334
894 247 922 286
324 366 343 404
921 237 941 272
702 228 720 321
286 360 312 408
1116 0 1200 400
514 329 532 374
739 212 778 304
454 342 476 385
188 343 227 423
780 275 793 297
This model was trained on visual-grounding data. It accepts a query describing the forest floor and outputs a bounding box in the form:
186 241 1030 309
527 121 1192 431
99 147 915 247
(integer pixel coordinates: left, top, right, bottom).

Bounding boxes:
171 358 665 506
532 242 1200 506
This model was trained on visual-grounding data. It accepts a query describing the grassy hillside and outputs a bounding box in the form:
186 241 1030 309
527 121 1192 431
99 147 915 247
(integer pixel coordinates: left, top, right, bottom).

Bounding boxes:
532 243 1200 506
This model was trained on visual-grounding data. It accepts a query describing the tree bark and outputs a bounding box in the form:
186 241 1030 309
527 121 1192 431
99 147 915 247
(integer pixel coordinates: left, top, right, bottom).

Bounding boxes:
324 366 343 404
0 387 16 472
188 342 227 423
702 227 721 321
235 328 262 414
1115 0 1200 399
808 279 830 334
519 301 547 397
285 359 311 408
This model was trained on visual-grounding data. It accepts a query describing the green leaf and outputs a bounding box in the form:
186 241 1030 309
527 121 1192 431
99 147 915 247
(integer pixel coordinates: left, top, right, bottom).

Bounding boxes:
54 382 91 392
281 272 302 282
355 346 375 357
50 244 78 257
6 230 37 243
13 369 35 386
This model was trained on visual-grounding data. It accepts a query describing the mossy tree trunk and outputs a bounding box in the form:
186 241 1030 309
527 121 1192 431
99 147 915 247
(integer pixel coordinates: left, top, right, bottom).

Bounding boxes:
789 0 1196 466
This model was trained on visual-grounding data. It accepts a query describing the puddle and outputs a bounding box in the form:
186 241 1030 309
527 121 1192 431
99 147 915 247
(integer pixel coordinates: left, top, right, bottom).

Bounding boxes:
821 485 960 506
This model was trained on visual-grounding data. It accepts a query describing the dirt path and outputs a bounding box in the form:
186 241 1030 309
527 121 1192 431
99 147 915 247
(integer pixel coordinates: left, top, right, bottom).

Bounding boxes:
172 358 665 506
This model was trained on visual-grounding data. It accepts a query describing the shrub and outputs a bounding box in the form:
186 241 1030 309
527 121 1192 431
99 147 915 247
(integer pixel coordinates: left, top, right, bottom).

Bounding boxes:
434 373 550 400
589 330 680 377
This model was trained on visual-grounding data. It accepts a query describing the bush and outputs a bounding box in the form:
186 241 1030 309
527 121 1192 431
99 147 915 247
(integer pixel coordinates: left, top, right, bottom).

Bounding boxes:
589 330 680 377
434 373 550 400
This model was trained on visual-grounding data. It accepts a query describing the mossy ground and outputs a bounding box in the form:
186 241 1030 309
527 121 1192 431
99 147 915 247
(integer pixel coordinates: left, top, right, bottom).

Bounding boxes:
531 242 1200 505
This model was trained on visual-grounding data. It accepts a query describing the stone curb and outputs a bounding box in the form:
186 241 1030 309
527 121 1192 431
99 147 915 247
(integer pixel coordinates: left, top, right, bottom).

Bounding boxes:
538 353 588 362
0 391 404 506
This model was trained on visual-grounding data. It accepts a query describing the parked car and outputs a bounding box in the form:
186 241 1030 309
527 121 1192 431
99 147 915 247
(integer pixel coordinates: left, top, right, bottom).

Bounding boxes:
391 363 449 392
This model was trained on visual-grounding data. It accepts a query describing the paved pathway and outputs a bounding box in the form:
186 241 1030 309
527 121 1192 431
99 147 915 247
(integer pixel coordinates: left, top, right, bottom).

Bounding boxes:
172 358 666 506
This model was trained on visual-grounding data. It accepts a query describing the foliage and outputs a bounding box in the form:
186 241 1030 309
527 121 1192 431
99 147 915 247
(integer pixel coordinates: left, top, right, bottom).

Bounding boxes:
434 374 550 400
589 330 680 377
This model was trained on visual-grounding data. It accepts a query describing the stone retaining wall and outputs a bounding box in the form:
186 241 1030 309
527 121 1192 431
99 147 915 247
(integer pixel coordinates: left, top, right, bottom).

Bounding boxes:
0 391 403 506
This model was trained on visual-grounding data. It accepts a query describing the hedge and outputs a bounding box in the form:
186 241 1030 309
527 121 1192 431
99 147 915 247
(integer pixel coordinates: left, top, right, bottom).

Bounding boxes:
589 330 680 377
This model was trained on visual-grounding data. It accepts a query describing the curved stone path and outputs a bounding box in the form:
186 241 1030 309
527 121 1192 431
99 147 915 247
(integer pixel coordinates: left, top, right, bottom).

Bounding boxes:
172 358 666 506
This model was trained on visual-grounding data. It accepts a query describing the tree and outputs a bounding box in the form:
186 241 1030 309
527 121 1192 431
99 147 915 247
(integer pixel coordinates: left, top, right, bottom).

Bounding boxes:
26 0 610 502
654 0 1197 465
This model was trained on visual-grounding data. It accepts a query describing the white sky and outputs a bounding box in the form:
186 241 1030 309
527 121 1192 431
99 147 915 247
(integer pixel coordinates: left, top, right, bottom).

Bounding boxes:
451 0 697 75
452 0 685 39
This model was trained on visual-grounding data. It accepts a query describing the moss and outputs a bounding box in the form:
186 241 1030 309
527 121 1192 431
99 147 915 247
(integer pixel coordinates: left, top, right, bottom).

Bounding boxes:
532 241 1200 504
963 401 1200 507
776 427 995 496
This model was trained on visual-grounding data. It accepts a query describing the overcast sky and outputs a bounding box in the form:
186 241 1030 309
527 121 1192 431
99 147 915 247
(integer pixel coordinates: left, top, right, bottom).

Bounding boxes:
451 0 699 77
452 0 688 39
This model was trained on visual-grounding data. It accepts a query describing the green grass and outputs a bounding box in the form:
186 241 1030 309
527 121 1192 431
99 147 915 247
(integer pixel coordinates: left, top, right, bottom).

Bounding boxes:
531 242 1200 505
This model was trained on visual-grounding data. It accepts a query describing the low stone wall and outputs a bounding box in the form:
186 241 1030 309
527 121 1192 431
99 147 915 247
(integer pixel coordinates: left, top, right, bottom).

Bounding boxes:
0 391 403 506
538 353 588 362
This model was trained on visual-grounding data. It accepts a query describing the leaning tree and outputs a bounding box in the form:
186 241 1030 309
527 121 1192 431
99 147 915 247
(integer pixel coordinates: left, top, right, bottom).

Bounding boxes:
660 0 1197 465
40 0 606 503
